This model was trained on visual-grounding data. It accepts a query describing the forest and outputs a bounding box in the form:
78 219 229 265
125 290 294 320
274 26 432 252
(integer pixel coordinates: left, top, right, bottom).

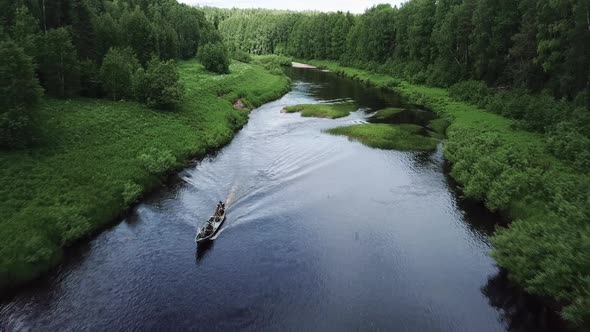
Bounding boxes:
0 0 291 294
203 1 590 325
0 0 237 148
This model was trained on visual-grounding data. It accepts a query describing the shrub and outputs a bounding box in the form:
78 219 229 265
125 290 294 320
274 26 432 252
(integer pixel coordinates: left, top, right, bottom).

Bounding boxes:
449 80 490 108
198 42 230 74
231 49 252 63
138 148 176 174
133 58 184 110
547 122 590 170
0 40 43 149
122 182 142 206
100 47 139 100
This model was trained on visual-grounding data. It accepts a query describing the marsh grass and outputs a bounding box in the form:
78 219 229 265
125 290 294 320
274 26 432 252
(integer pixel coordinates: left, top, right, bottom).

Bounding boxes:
326 124 439 151
0 60 291 290
284 103 357 119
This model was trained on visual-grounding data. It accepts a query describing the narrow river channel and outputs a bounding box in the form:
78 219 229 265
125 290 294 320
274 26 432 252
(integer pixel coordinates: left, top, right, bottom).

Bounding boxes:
0 67 567 331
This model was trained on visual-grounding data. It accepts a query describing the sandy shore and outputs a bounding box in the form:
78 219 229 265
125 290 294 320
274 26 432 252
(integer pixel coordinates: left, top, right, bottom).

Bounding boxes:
291 62 317 69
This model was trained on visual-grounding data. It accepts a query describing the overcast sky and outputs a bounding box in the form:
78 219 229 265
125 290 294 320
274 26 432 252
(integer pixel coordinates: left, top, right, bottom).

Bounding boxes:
181 0 406 13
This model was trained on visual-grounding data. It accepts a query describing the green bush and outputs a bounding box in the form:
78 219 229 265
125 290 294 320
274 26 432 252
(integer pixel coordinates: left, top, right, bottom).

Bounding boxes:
449 80 490 108
133 58 184 110
252 54 293 74
100 47 139 100
198 42 230 74
231 49 252 63
122 182 142 206
547 122 590 170
0 40 43 149
138 148 177 175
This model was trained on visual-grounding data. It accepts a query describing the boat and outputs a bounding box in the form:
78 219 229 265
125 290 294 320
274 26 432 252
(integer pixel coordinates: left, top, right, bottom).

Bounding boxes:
195 210 226 244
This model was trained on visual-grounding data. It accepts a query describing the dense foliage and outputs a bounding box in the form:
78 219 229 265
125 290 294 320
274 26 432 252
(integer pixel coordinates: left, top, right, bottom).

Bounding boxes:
207 2 589 100
0 0 224 124
0 40 43 148
198 42 230 74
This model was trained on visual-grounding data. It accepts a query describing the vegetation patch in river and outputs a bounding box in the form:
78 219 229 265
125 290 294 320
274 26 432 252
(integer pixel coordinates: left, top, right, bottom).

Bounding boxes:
284 103 357 119
326 124 439 151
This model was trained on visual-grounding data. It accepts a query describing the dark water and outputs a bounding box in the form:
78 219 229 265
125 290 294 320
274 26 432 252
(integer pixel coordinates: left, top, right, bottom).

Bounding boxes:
1 68 567 331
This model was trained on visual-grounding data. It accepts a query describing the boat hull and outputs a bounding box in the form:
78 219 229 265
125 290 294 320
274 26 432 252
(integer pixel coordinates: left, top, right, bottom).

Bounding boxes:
195 213 226 244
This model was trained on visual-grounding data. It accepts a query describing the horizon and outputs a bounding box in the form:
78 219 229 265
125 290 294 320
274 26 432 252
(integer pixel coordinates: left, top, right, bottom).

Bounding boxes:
180 0 406 13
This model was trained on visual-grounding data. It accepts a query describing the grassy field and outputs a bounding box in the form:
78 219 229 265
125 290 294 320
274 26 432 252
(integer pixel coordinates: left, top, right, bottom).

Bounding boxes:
326 123 439 151
303 59 590 324
0 60 291 291
283 103 357 119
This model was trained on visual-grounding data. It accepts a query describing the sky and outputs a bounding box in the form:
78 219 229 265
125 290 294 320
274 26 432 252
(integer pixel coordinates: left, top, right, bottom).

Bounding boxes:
181 0 406 13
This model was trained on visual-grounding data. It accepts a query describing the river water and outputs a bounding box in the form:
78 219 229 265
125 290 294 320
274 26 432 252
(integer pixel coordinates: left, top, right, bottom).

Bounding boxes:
0 68 567 331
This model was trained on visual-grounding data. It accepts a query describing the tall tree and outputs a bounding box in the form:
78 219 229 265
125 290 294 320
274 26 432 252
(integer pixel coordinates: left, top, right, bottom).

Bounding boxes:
39 28 80 97
0 40 43 148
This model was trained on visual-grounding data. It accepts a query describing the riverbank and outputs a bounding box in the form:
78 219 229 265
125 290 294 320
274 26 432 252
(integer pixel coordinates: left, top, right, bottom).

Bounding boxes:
0 60 291 292
299 60 590 325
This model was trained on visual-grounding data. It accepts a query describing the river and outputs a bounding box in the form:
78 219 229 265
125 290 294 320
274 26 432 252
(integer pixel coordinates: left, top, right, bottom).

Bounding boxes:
0 67 567 331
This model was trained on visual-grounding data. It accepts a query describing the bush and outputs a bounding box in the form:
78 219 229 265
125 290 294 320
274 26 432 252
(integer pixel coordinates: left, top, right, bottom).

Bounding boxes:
449 80 490 108
122 182 142 206
547 122 590 170
252 54 292 75
0 40 43 149
138 148 177 174
231 49 252 63
198 42 230 74
133 58 184 110
100 47 139 100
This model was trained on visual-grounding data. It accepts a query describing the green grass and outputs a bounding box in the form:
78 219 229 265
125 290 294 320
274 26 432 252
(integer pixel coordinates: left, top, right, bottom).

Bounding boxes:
301 59 590 325
369 107 405 122
326 124 439 151
0 60 291 290
284 103 357 119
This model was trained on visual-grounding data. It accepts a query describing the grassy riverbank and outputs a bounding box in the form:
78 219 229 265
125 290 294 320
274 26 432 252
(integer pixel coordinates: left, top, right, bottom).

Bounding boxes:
0 60 291 291
284 103 357 119
304 59 590 324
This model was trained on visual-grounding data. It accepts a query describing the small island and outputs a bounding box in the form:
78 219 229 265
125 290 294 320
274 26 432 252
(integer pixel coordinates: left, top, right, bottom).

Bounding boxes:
283 103 358 119
326 123 440 151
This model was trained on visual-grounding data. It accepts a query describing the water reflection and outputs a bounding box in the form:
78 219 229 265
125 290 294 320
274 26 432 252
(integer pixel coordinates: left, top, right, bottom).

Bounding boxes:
483 269 572 332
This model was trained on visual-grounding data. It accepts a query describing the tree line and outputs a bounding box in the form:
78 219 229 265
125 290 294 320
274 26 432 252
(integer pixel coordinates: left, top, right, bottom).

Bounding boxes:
208 2 589 100
205 2 589 168
1 0 230 149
